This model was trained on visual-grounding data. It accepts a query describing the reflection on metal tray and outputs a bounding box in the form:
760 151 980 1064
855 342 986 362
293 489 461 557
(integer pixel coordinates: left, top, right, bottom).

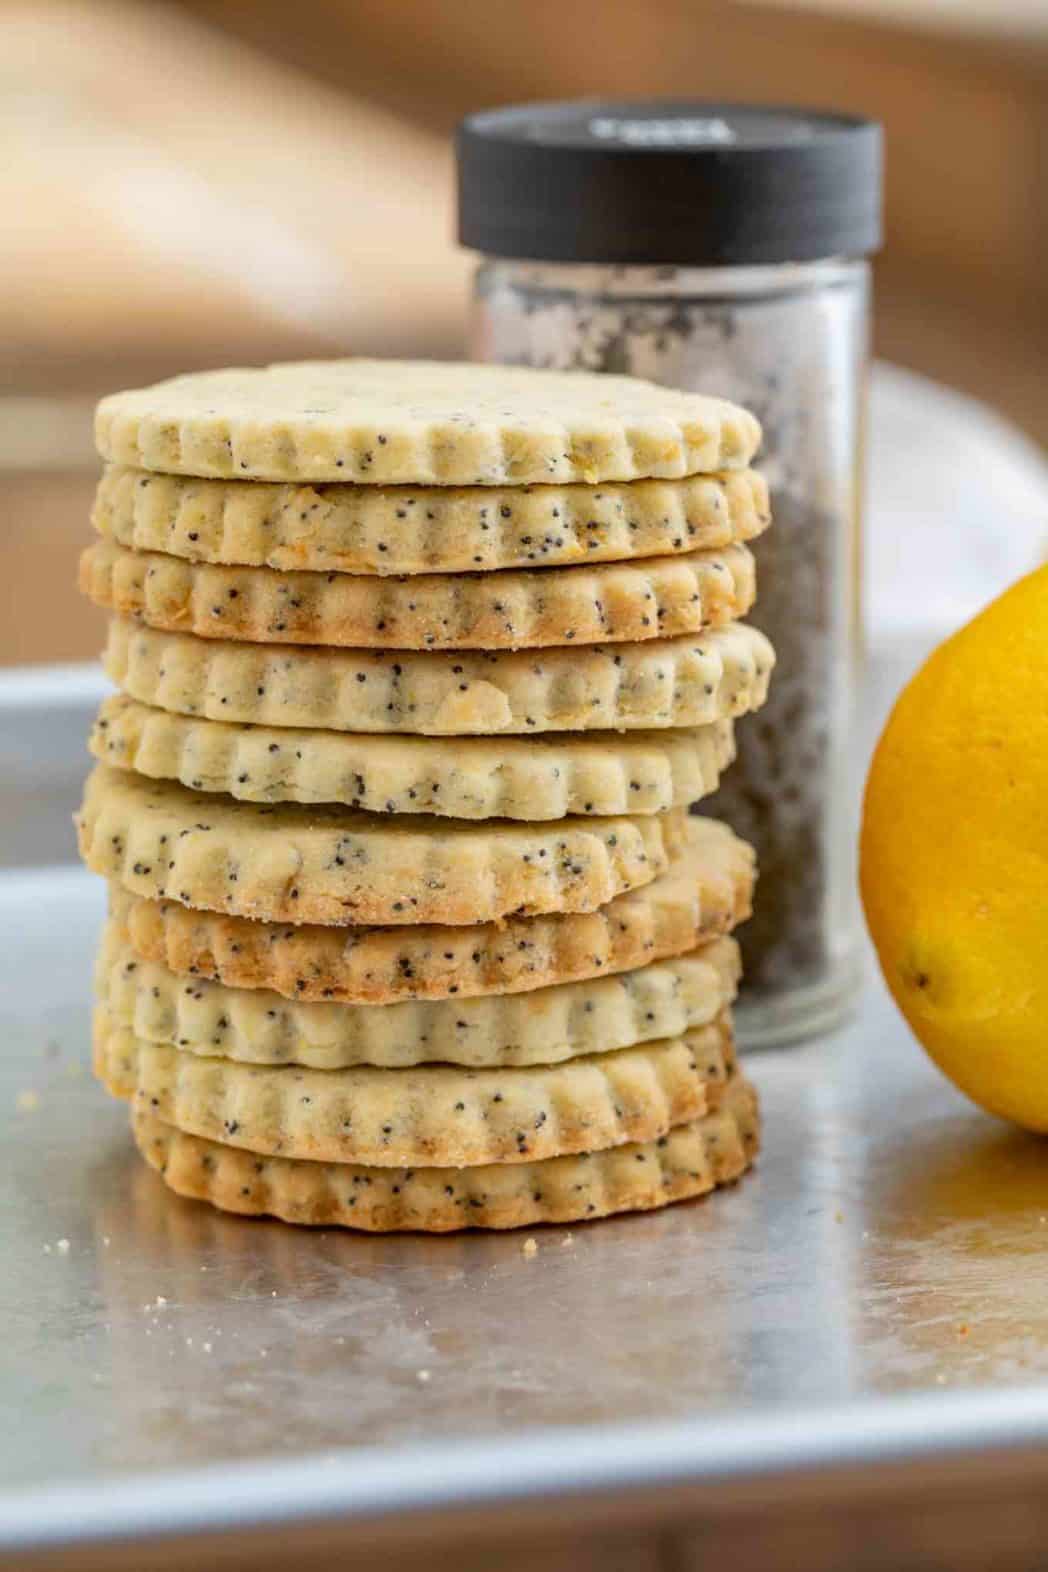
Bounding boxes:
3 661 1048 1572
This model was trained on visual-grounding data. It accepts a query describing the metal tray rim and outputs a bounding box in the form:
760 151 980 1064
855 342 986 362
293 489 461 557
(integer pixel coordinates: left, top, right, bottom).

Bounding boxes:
6 1382 1048 1557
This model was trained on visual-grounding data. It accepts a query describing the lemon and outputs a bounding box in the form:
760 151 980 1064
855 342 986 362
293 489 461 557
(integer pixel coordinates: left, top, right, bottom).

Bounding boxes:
861 565 1048 1131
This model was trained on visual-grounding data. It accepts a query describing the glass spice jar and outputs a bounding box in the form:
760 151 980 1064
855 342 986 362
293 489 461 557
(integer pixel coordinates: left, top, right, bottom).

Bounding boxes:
457 102 882 1047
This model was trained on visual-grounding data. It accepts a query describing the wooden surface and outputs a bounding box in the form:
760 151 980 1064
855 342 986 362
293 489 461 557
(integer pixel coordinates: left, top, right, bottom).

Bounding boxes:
2 0 1044 668
182 0 1047 447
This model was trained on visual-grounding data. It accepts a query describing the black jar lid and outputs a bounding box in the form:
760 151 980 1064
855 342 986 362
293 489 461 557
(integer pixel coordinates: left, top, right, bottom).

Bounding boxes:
457 99 882 266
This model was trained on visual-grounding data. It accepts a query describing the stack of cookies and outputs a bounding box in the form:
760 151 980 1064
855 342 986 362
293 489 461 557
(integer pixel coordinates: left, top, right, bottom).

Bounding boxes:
75 361 774 1232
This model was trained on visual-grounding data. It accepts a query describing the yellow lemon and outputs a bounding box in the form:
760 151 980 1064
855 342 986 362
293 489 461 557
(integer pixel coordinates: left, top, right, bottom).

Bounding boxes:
861 565 1048 1131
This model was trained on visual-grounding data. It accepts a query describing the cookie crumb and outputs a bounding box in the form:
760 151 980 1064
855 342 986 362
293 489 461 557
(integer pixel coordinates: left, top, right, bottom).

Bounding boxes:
55 1238 70 1254
522 1237 538 1258
416 1369 431 1383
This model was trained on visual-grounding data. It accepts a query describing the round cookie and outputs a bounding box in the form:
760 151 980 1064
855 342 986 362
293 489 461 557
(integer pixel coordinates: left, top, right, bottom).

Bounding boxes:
77 764 679 926
95 1008 735 1166
80 538 755 650
130 1072 759 1231
91 693 735 817
94 359 761 485
102 617 775 735
94 464 770 575
98 927 740 1069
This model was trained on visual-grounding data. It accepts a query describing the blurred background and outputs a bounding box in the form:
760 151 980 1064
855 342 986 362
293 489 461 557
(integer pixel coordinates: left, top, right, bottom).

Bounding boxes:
2 0 1045 666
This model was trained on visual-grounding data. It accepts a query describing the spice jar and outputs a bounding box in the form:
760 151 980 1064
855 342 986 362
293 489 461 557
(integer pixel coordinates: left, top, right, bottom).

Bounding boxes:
457 102 882 1047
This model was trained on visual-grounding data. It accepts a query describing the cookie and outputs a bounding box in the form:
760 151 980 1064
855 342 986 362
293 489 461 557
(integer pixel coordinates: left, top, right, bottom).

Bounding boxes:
98 925 740 1069
91 694 734 817
103 618 774 735
80 539 755 651
94 464 771 575
130 1071 759 1231
77 765 678 926
95 1008 734 1166
106 815 754 1004
94 360 761 485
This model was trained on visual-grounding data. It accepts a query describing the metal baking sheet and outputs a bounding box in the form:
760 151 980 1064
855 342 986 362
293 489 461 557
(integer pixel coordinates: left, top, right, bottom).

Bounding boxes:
4 660 1048 1571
